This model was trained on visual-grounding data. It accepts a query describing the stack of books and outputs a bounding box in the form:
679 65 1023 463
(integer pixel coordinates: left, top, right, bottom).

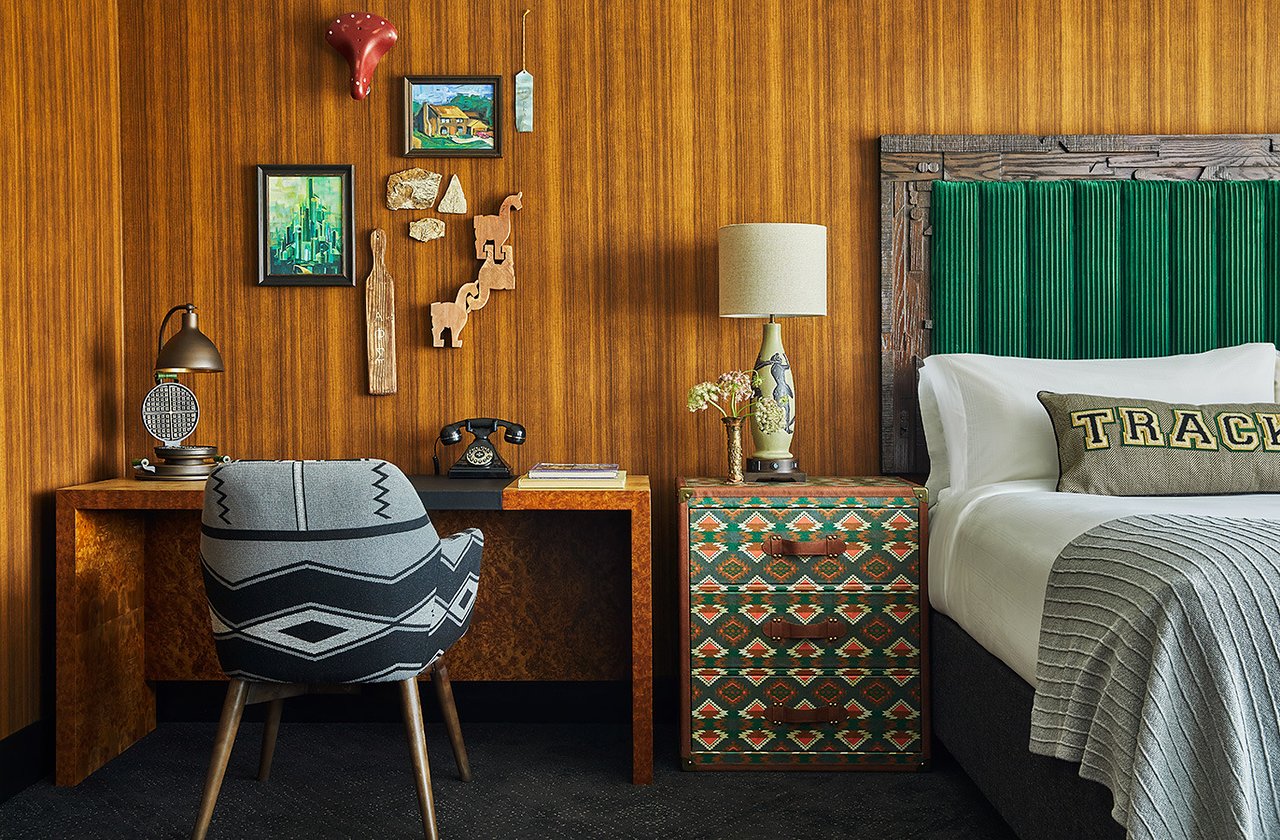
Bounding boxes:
517 463 627 489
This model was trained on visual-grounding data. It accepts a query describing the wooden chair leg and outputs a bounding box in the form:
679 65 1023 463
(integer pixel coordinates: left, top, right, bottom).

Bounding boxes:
192 679 249 840
257 698 284 782
431 661 472 782
399 678 440 840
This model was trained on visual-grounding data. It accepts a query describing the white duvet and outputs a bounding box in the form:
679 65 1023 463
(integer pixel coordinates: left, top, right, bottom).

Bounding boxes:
929 480 1280 685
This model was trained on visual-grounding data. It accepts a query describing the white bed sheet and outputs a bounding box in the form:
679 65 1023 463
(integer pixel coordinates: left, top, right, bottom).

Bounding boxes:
928 480 1280 686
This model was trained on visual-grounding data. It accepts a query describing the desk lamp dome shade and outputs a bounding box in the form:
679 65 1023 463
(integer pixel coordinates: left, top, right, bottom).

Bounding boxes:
717 223 828 482
155 304 224 373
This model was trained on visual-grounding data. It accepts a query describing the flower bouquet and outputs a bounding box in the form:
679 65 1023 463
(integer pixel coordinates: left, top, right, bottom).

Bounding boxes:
688 371 787 484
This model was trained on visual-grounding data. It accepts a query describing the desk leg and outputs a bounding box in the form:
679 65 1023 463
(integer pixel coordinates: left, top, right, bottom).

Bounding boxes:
55 506 156 786
630 500 654 784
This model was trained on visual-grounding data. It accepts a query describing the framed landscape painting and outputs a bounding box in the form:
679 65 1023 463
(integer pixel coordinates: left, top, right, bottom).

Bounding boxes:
404 75 502 158
256 165 355 286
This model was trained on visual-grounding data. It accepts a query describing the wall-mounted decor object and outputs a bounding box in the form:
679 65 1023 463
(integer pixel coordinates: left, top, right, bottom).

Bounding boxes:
478 244 515 291
325 12 398 100
404 75 502 158
515 10 533 132
431 193 522 347
430 248 505 349
386 167 441 210
364 230 397 395
409 218 445 242
438 175 467 214
430 280 480 348
429 244 515 347
718 223 827 482
133 304 230 480
473 192 522 258
256 165 355 286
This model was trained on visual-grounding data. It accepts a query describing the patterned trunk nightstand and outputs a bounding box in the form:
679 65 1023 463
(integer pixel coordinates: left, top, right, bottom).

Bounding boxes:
678 476 928 770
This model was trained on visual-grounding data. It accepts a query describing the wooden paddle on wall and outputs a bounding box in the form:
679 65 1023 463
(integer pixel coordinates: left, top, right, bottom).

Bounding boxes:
365 229 397 394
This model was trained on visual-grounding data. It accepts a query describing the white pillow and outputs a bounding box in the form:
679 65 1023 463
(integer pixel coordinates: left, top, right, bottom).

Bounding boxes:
917 365 950 505
924 343 1279 494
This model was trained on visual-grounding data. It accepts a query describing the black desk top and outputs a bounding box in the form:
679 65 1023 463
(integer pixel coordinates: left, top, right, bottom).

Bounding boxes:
409 474 514 510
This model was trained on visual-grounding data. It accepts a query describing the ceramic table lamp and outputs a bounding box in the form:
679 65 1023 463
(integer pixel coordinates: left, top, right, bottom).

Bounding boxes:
718 223 827 481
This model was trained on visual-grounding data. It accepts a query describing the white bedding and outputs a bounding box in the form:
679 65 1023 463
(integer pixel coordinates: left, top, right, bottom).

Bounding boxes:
929 480 1280 685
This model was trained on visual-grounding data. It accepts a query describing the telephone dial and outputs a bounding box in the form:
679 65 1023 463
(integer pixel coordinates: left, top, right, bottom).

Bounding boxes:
436 418 526 479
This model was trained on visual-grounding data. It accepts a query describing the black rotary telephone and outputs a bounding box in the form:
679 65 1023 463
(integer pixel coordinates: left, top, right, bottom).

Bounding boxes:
436 418 526 478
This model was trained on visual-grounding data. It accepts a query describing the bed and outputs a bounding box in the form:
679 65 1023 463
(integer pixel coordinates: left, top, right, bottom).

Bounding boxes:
879 134 1280 840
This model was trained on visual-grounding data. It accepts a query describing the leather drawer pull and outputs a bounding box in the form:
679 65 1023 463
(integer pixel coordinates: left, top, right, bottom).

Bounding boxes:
763 536 847 557
766 704 846 726
765 618 842 641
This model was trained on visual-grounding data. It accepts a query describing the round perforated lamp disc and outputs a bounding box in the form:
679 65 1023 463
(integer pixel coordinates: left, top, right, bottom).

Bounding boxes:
141 381 200 446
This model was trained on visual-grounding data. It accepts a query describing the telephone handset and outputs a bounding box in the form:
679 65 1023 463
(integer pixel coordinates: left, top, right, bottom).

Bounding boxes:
436 418 526 479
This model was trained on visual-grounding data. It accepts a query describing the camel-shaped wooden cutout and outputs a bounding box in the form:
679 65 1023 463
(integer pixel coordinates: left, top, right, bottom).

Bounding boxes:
473 192 522 259
430 244 515 347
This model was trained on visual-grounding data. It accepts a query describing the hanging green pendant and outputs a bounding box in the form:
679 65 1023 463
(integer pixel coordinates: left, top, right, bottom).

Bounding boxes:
515 10 533 132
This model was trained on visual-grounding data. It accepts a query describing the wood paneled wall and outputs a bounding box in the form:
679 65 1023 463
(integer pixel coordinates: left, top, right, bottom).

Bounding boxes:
112 0 1280 679
21 0 1280 751
0 0 123 739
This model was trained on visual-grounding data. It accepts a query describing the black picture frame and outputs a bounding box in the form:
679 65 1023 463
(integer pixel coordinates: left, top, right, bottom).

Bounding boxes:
256 164 356 286
403 75 503 158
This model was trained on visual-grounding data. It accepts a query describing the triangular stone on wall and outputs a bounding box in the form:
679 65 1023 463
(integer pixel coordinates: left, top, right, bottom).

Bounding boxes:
438 175 467 214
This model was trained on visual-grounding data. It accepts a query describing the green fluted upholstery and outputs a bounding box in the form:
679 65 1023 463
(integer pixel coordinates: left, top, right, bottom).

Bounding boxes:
978 183 1028 356
1169 182 1218 354
1025 182 1074 358
1269 182 1280 346
1121 181 1170 357
1217 181 1267 346
1075 182 1122 358
930 179 1277 359
932 182 980 353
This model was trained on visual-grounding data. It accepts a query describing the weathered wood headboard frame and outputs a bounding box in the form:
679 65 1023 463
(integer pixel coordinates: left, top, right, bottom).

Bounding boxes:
879 133 1280 475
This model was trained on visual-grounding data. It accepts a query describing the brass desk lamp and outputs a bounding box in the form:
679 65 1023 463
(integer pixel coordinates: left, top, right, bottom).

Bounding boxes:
133 304 229 480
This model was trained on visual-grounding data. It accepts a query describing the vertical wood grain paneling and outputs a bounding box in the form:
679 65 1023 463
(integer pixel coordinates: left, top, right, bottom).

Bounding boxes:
0 0 123 738
34 0 1279 703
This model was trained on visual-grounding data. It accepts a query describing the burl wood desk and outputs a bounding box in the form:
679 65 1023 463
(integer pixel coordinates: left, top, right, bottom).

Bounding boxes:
55 476 653 786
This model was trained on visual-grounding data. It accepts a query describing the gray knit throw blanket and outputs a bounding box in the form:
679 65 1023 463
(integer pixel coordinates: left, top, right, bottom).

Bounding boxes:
1032 514 1280 840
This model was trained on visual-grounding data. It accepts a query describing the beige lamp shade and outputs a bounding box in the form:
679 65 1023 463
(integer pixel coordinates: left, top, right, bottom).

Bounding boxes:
718 223 828 318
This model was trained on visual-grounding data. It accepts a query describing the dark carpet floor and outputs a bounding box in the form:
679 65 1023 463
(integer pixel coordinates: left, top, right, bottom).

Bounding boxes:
0 723 1016 839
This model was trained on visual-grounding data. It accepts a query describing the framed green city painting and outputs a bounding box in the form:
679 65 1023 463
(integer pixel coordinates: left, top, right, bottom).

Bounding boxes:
256 164 355 286
403 75 502 158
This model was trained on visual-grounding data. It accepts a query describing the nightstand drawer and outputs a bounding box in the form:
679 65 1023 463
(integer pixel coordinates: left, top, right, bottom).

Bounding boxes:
688 667 923 766
688 506 921 591
690 590 920 669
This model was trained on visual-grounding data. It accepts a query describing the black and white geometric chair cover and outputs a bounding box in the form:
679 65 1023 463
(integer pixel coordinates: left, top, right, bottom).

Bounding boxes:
192 459 482 840
200 459 482 684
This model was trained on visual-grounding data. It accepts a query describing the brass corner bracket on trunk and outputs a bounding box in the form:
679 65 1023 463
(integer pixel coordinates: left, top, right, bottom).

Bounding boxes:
911 484 928 504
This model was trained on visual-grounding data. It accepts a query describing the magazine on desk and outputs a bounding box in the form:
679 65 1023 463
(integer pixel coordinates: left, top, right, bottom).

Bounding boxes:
526 463 619 479
519 465 626 489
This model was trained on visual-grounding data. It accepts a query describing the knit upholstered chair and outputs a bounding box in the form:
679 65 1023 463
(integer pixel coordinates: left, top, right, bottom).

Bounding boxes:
192 459 483 840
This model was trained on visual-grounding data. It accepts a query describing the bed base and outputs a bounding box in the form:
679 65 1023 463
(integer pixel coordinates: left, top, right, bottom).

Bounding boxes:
931 612 1125 840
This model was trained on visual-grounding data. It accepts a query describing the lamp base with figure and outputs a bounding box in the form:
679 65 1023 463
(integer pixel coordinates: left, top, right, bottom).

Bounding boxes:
746 321 806 482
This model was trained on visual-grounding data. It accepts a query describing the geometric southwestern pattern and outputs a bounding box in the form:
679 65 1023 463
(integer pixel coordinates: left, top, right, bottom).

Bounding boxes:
200 460 482 684
680 476 927 769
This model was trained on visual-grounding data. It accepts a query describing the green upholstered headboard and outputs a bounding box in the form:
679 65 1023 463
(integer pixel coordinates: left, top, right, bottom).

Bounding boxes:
931 179 1279 359
880 134 1280 475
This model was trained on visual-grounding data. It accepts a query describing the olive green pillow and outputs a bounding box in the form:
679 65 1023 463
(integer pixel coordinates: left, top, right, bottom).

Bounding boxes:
1038 391 1280 496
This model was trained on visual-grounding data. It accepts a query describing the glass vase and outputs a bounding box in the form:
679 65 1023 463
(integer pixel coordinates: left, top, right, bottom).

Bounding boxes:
723 416 745 484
